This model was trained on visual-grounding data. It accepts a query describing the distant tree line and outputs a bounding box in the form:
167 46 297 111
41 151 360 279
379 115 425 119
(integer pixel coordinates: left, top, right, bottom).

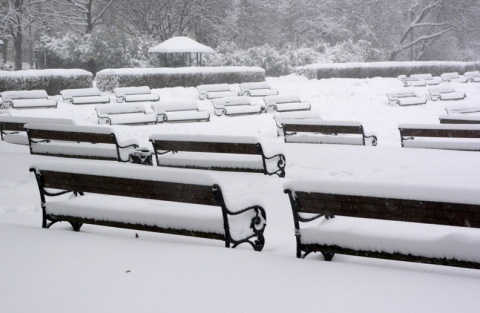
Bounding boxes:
1 0 479 73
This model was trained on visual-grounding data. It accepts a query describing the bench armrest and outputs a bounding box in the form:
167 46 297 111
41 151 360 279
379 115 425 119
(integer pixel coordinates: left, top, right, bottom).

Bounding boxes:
224 204 267 251
263 153 286 177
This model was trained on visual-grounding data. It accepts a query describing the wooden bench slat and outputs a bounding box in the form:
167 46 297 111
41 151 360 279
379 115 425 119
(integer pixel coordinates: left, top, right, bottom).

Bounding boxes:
152 140 262 155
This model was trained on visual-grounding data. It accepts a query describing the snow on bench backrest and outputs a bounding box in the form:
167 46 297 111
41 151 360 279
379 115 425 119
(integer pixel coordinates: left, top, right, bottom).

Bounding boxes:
398 123 480 131
60 88 102 99
464 71 480 77
150 133 260 145
25 122 116 135
441 72 461 80
212 96 251 107
429 85 456 95
387 89 418 99
196 84 231 93
1 90 49 101
151 99 198 112
0 116 76 125
114 86 152 96
281 119 363 128
411 73 433 79
445 103 480 114
95 103 147 115
240 82 271 91
264 94 301 106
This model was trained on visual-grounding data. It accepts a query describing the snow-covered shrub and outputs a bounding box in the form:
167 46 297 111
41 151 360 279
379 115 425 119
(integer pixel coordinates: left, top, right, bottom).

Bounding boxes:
0 69 93 94
96 67 265 92
297 61 480 79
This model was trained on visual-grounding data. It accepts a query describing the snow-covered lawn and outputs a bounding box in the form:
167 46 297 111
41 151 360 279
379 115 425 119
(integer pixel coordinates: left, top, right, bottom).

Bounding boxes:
2 74 480 312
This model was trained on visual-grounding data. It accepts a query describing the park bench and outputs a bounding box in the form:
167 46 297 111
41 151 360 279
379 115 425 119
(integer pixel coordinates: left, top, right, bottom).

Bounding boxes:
444 102 480 115
95 103 158 125
263 95 311 113
273 111 322 136
397 74 426 87
398 123 480 151
197 84 240 100
0 90 58 109
30 161 267 251
60 87 110 105
439 115 480 124
114 86 160 103
212 96 264 116
464 71 480 83
440 72 467 83
280 119 377 146
151 99 210 123
0 116 75 145
25 123 142 162
386 89 427 106
428 85 466 101
284 179 480 269
150 134 286 177
410 73 442 85
239 82 279 97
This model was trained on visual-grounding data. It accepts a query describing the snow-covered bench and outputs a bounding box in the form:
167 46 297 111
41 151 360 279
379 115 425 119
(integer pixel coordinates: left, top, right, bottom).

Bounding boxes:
263 95 311 113
212 96 264 116
95 103 158 125
281 119 377 146
239 82 279 97
196 84 240 100
464 71 480 83
0 116 75 145
428 85 466 101
397 74 427 87
398 123 480 151
114 86 160 103
151 99 210 123
273 111 322 136
386 89 427 106
284 179 480 269
30 161 266 251
445 102 480 115
0 90 58 109
439 115 480 125
60 87 110 105
440 72 467 83
410 74 442 85
149 134 286 177
25 123 141 162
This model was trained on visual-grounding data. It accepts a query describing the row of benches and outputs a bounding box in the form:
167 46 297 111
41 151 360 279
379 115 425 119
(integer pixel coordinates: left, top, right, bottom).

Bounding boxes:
197 82 278 100
30 159 480 269
387 85 466 106
398 71 480 87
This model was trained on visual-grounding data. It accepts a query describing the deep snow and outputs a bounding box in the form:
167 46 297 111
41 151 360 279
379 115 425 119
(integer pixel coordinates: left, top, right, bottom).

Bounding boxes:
1 74 480 313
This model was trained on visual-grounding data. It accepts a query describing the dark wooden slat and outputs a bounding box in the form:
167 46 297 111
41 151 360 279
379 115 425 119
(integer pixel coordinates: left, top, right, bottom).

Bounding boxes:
152 140 261 155
399 128 480 139
439 118 480 125
284 124 363 135
295 191 480 228
156 163 264 173
1 122 26 132
41 171 218 206
28 129 115 144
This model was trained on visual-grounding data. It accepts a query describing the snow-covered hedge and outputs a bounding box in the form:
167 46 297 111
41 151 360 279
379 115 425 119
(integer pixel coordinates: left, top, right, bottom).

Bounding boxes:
296 61 480 79
95 67 265 92
0 69 93 95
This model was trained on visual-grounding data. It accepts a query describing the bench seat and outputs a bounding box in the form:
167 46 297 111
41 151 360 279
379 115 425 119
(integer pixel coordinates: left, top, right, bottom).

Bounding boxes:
0 90 58 109
152 99 210 123
386 89 427 106
212 96 263 116
60 88 110 105
114 86 160 103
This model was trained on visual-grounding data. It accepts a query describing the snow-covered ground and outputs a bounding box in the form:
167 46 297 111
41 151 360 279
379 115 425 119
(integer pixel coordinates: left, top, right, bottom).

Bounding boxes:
2 74 480 313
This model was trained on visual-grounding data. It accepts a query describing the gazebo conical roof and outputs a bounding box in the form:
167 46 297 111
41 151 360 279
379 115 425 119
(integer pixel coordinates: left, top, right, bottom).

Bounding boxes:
148 37 214 54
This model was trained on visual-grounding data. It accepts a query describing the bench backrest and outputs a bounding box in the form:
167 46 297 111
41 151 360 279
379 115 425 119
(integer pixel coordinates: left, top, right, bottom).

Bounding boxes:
240 82 271 91
387 90 417 99
439 115 480 124
285 182 480 228
411 73 433 79
26 123 118 145
60 88 101 99
0 116 75 139
429 85 456 94
441 72 460 80
197 84 231 93
151 99 198 112
264 94 301 106
31 163 219 207
212 96 250 107
95 103 147 115
283 120 364 135
1 90 49 101
114 86 152 96
465 71 480 77
399 124 480 138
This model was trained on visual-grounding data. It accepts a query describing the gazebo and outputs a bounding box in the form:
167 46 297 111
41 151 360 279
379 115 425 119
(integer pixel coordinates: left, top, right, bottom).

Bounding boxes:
148 37 214 67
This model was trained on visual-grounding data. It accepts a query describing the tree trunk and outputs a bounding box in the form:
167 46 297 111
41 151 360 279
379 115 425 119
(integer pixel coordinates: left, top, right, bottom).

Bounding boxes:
14 27 23 71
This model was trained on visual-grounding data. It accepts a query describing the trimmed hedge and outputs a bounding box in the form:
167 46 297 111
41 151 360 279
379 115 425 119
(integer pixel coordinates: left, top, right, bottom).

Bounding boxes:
0 69 93 95
96 66 265 92
296 61 480 79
